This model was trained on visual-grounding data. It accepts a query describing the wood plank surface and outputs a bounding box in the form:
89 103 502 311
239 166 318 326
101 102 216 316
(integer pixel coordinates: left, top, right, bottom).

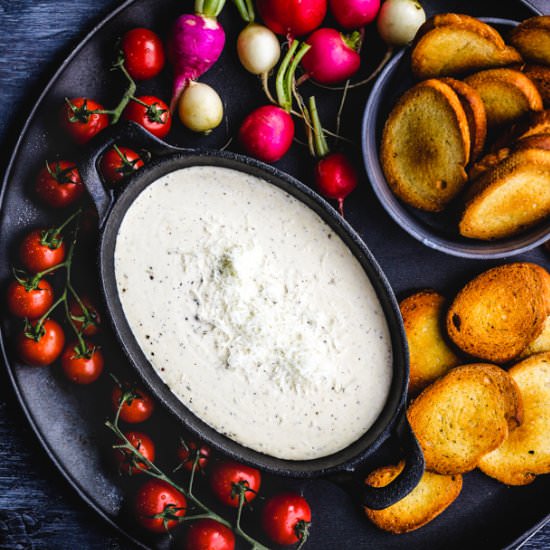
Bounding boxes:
0 1 548 549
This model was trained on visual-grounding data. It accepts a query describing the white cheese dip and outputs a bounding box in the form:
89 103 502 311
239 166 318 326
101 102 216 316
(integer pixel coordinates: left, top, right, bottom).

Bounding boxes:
114 166 393 460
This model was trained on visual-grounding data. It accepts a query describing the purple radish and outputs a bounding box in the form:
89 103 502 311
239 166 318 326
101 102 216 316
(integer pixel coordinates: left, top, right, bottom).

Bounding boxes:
302 28 361 85
167 0 228 111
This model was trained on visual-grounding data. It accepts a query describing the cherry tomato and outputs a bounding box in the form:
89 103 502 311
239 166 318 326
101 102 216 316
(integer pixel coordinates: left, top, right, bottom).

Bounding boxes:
209 461 261 508
112 383 155 423
177 440 211 473
114 430 155 475
35 161 84 208
62 97 109 144
99 145 145 185
134 479 186 533
17 319 65 367
6 278 54 319
69 296 101 336
123 96 171 139
61 343 104 384
19 229 66 274
183 518 235 550
261 492 312 546
121 28 165 80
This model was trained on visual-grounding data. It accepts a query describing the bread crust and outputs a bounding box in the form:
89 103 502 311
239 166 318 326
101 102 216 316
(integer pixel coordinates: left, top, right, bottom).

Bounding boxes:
446 263 547 362
459 148 550 240
478 352 550 485
364 462 462 533
411 26 522 80
510 16 550 66
464 68 543 127
523 65 550 108
407 363 522 474
440 77 487 160
380 79 470 212
400 290 461 395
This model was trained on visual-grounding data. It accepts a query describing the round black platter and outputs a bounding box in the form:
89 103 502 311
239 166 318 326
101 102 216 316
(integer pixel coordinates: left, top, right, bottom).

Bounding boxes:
0 0 549 549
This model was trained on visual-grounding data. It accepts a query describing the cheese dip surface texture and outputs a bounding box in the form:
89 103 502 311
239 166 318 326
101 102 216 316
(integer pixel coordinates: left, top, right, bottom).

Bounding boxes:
114 166 393 460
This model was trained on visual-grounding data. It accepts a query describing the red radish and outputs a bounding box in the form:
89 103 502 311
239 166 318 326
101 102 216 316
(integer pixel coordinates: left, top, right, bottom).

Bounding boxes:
306 96 358 216
329 0 380 30
239 105 295 162
257 0 327 38
239 40 310 162
302 28 361 84
315 152 358 216
167 0 228 111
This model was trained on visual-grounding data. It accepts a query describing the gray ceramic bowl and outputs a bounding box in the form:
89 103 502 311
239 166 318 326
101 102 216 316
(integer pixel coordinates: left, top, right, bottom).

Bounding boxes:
362 17 550 259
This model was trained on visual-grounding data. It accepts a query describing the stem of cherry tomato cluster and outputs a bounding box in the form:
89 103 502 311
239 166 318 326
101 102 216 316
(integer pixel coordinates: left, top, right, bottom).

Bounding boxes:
22 210 97 356
106 393 271 549
65 51 165 127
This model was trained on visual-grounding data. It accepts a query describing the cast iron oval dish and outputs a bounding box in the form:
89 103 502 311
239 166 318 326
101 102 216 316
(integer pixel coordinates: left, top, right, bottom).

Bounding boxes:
362 18 550 259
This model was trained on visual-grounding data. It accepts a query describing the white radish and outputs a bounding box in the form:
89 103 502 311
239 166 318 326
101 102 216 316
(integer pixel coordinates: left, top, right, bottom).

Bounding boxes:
237 23 281 75
178 81 224 133
377 0 426 47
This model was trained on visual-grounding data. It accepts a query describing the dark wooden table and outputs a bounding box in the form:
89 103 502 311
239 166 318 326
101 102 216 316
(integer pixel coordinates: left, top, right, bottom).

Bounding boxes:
0 0 549 548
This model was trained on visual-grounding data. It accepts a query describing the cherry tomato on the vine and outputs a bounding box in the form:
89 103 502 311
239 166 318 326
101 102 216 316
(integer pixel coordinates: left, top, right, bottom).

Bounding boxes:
183 518 236 550
99 145 145 185
69 296 101 336
209 460 261 508
61 342 104 384
114 430 155 475
121 28 165 80
177 440 211 473
19 229 66 274
6 278 54 319
123 95 171 139
62 97 109 144
17 319 65 367
35 161 84 208
134 479 186 533
261 492 312 546
112 383 155 423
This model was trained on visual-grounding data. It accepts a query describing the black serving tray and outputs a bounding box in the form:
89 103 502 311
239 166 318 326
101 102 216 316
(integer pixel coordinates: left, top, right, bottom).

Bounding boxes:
0 0 548 548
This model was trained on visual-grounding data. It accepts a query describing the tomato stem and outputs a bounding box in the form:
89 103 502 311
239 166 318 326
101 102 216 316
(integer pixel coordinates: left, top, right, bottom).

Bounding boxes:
109 55 137 124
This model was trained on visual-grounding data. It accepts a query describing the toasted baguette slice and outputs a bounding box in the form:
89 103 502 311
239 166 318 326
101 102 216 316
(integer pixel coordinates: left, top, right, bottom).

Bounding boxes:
490 109 550 150
400 291 461 395
380 79 470 212
440 78 487 160
364 462 462 533
414 14 506 49
510 16 550 66
520 316 550 358
411 26 522 80
469 133 550 180
464 69 543 127
459 148 550 240
523 65 550 108
530 263 550 314
478 352 550 485
446 263 547 363
407 364 522 474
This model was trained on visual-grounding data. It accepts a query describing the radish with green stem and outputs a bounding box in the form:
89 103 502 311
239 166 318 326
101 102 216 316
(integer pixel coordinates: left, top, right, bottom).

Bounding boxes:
302 28 362 85
238 40 310 162
307 96 358 217
257 0 327 38
167 0 228 111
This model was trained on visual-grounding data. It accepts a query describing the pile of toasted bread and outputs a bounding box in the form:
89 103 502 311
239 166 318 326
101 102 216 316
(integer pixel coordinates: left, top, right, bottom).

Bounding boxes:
380 14 550 241
364 261 550 533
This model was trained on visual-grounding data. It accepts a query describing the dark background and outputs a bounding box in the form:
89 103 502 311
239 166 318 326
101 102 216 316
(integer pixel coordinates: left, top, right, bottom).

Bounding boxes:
0 0 549 549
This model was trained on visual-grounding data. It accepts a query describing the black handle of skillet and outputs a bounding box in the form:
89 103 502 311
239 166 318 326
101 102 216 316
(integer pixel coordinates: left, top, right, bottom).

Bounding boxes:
360 412 424 510
76 121 184 228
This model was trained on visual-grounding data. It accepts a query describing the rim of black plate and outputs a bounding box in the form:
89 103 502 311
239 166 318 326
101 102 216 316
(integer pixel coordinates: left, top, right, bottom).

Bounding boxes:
0 0 547 549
